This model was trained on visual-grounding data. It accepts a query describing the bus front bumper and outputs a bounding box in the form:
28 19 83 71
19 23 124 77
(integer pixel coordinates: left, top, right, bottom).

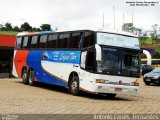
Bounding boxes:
93 84 139 95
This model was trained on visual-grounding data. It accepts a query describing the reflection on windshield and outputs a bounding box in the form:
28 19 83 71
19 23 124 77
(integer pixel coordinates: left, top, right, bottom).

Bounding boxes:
122 52 139 77
97 47 140 77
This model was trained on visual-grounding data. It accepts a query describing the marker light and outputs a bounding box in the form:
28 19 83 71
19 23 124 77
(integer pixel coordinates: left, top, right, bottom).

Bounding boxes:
96 79 109 84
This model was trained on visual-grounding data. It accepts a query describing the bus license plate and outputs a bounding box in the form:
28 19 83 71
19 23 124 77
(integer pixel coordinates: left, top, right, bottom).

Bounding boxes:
115 88 122 92
146 79 150 81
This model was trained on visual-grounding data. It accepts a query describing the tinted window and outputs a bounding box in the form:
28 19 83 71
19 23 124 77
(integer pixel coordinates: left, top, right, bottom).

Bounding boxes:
30 36 38 48
86 50 96 72
47 34 58 48
22 37 28 49
16 37 22 49
38 35 47 48
83 32 95 48
70 32 81 49
57 33 70 49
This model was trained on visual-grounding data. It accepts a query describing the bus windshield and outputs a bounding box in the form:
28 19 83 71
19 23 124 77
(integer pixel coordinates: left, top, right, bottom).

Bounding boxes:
97 47 140 77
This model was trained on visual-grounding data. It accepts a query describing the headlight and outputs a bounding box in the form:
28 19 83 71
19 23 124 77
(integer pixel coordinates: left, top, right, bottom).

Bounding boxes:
154 76 159 79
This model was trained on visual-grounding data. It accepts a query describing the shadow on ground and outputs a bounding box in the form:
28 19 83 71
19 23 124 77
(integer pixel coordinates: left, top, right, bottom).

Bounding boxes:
15 80 135 101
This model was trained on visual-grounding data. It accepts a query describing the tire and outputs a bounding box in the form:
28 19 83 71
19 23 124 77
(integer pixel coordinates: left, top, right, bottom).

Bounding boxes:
69 76 79 96
22 69 28 85
28 70 35 86
106 93 117 98
144 81 150 86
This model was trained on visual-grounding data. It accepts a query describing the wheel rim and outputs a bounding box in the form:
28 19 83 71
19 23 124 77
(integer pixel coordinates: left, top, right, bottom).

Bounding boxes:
22 72 27 81
29 72 33 84
71 80 78 93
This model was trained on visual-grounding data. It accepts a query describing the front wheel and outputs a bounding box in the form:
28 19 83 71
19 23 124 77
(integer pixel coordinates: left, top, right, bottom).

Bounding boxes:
22 69 28 85
69 76 79 96
28 70 35 86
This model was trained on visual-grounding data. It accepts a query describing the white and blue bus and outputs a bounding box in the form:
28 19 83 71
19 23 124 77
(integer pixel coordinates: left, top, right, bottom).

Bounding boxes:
12 29 140 97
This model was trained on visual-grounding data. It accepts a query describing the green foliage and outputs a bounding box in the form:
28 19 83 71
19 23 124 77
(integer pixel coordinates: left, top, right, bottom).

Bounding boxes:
140 37 153 45
156 48 160 53
0 22 13 31
0 31 18 36
153 51 160 59
5 22 12 31
40 24 51 31
32 27 41 32
13 26 20 32
0 21 53 32
20 22 32 31
122 23 133 32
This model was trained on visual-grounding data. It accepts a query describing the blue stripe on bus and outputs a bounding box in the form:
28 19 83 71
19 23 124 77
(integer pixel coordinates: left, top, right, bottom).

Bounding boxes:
27 50 68 87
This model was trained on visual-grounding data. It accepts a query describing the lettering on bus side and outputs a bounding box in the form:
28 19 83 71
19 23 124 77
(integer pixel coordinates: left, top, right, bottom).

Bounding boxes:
42 51 80 64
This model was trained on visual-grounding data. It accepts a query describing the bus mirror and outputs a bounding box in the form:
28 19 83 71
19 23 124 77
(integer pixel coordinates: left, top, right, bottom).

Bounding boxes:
95 44 102 61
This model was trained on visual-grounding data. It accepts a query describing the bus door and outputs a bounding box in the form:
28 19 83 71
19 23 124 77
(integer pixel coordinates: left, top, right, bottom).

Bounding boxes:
80 48 96 82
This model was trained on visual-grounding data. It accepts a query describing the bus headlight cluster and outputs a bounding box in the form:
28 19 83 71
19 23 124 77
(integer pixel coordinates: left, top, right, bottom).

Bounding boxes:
96 79 109 84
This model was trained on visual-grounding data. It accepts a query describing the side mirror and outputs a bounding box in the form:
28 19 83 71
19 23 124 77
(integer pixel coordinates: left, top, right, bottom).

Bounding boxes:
95 44 102 61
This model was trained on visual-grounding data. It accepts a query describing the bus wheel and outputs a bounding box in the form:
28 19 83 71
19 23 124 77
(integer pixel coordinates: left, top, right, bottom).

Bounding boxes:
69 76 79 96
28 70 35 86
22 69 28 85
106 93 116 98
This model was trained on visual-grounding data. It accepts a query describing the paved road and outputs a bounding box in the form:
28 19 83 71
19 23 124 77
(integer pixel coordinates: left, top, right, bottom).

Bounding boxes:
0 78 160 114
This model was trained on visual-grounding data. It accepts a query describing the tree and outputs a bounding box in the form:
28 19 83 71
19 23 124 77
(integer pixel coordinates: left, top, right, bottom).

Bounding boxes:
151 24 159 44
0 24 3 31
152 24 158 36
40 24 52 31
13 26 20 32
5 22 12 31
20 22 32 31
32 27 41 32
0 24 2 28
122 23 133 33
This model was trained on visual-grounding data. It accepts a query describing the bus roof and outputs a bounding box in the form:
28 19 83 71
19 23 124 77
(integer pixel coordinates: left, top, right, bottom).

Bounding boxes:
17 28 137 37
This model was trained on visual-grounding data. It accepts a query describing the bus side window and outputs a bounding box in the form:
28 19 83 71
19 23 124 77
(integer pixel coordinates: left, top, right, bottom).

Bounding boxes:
47 34 57 49
70 32 81 49
22 36 29 49
38 35 47 48
57 33 70 49
16 37 23 49
83 32 95 48
30 36 38 49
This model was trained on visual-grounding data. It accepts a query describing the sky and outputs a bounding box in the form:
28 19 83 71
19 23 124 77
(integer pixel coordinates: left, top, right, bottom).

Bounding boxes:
0 0 159 31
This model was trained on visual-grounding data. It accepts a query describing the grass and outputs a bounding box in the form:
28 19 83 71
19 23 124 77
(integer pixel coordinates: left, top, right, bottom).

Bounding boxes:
0 31 18 36
140 37 153 45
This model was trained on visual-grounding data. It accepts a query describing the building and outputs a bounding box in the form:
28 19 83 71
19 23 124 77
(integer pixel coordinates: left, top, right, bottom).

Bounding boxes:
0 34 16 78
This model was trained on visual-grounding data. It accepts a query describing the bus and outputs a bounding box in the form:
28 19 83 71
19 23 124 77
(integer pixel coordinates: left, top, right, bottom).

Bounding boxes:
141 59 160 68
12 29 141 97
